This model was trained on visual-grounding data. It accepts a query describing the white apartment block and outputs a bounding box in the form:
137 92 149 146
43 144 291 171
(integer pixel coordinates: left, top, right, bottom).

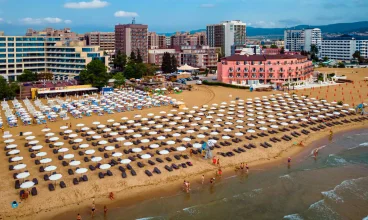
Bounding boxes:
284 28 321 53
0 36 109 81
321 35 368 60
207 20 246 57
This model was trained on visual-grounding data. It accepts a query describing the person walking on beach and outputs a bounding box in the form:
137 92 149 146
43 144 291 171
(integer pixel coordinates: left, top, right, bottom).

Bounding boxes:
217 158 220 167
201 175 205 184
104 205 108 216
245 163 249 173
288 157 291 168
210 177 215 184
77 213 82 220
212 156 217 165
217 168 222 176
91 203 96 217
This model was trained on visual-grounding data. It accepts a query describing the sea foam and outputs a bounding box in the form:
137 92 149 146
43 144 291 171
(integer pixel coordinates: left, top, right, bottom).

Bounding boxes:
283 213 304 220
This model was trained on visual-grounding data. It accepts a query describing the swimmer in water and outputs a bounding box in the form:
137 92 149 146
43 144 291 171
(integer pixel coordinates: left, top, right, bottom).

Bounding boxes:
245 163 249 173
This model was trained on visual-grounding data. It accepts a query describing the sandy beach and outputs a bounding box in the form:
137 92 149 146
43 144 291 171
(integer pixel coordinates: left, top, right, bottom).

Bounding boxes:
0 68 367 220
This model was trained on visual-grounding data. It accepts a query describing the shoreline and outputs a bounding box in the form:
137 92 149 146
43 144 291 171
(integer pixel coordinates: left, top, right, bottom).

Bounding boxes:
36 122 367 220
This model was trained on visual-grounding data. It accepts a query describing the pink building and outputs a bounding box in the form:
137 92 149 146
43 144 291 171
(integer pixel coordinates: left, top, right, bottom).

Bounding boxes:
217 54 314 85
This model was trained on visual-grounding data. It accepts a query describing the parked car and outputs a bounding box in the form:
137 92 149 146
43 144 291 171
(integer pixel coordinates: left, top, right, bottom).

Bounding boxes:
193 76 200 80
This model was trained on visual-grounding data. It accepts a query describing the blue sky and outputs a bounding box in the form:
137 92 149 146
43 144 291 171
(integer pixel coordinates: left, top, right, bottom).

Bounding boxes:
0 0 367 34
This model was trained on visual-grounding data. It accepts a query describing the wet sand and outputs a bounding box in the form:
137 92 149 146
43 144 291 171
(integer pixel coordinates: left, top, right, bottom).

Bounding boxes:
0 68 367 220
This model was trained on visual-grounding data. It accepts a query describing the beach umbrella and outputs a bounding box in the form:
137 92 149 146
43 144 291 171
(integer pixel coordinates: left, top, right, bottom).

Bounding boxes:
58 148 68 153
11 156 23 162
64 154 75 159
69 134 78 138
150 144 160 149
112 152 122 157
20 181 35 189
124 142 133 146
79 144 89 149
247 129 255 133
97 125 106 129
64 130 72 134
36 152 47 157
93 121 100 125
105 146 115 151
73 138 83 143
259 127 268 131
49 174 62 184
70 161 81 166
92 135 101 139
41 128 51 132
76 124 85 127
49 137 59 142
60 126 68 130
235 132 244 136
54 142 64 147
91 157 102 162
132 148 142 153
99 164 111 170
6 144 17 149
85 150 95 155
176 146 186 152
76 168 88 174
44 165 57 172
3 134 12 139
193 143 202 149
25 136 35 140
141 154 151 159
121 159 131 164
23 132 33 136
45 133 55 137
222 136 231 140
197 134 206 138
13 164 27 170
159 150 169 155
270 125 279 129
16 172 30 180
4 139 15 144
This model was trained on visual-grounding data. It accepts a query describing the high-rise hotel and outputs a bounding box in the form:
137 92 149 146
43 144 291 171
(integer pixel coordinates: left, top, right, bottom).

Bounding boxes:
0 36 109 81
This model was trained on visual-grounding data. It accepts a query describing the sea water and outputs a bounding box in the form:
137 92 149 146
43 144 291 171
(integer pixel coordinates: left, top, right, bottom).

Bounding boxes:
58 129 368 220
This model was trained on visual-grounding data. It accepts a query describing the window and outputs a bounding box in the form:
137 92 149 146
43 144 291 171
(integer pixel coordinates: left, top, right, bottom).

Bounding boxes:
243 61 247 65
244 68 248 73
229 67 233 72
8 54 14 58
236 67 241 72
0 38 5 41
0 48 5 52
8 59 14 63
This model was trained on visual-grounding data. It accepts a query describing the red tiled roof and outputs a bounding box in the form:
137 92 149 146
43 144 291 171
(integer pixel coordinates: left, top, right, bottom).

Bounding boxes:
221 54 307 61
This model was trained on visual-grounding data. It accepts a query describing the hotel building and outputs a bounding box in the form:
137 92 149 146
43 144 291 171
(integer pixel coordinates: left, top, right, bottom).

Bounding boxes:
321 35 368 60
284 28 322 53
115 24 148 63
207 20 246 57
217 54 314 85
85 32 115 53
0 36 109 81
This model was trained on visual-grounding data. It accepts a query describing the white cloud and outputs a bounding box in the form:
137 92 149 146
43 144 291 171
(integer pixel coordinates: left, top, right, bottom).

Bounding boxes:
43 17 63 23
251 21 277 28
200 4 215 8
0 18 3 22
114 11 138 17
64 20 72 24
64 0 109 9
21 17 66 25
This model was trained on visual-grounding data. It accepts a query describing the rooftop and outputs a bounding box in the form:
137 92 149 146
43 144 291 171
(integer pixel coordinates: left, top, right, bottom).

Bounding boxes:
221 54 307 61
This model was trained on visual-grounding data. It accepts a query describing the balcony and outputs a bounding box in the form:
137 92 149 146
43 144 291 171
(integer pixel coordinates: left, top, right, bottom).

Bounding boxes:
279 70 284 73
268 70 274 73
288 69 293 72
259 69 265 73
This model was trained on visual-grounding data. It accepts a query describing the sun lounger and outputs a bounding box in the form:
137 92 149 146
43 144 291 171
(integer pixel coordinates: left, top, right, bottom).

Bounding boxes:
98 172 104 179
48 183 55 191
82 175 88 181
145 170 153 177
165 165 173 172
60 181 66 188
31 187 37 196
131 169 137 176
107 170 113 176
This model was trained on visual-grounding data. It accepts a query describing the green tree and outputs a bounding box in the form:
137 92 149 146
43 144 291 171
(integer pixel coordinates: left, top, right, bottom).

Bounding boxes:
113 50 127 72
161 52 172 73
323 56 329 62
144 64 156 76
0 76 19 100
79 59 109 89
310 44 319 55
270 44 278 49
18 70 37 82
124 64 142 79
37 72 53 80
262 45 268 49
136 50 143 63
352 51 363 63
112 72 126 88
280 47 285 54
130 51 136 63
171 55 178 72
338 62 345 68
